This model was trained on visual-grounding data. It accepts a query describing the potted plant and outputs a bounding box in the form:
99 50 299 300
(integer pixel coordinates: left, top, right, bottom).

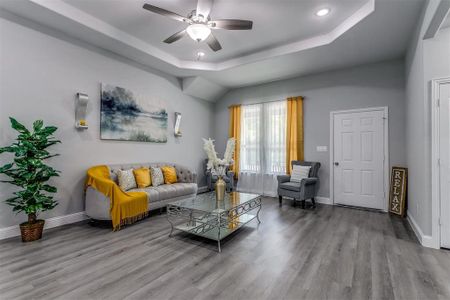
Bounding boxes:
0 118 60 242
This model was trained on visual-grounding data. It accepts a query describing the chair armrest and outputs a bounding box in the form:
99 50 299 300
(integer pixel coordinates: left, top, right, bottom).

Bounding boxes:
277 175 291 184
300 177 318 187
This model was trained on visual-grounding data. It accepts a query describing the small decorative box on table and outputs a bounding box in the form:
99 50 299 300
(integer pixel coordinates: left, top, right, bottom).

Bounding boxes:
166 192 261 252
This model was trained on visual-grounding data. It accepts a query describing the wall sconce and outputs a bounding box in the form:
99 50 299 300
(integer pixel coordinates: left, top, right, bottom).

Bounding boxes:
174 112 182 137
75 92 89 129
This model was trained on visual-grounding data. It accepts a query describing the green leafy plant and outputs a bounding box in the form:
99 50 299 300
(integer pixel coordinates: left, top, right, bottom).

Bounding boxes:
0 118 60 224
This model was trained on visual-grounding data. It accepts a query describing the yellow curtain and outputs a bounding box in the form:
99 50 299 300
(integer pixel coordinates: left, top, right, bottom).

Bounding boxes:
286 97 304 174
229 105 241 178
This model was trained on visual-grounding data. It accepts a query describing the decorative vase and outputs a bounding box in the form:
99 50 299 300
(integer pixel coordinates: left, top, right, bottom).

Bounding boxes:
20 219 45 242
215 176 226 201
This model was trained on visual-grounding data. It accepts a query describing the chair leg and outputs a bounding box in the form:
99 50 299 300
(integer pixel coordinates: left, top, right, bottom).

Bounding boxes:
311 197 316 208
293 198 297 207
278 195 282 206
301 200 306 209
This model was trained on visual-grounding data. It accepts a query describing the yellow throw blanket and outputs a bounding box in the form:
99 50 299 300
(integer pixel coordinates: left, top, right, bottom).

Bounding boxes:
85 165 148 231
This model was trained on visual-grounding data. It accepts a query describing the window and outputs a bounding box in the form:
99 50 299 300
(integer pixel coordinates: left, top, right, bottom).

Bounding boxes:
240 101 287 175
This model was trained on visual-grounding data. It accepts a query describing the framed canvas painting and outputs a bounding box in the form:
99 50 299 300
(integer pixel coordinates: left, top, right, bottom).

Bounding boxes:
100 84 168 143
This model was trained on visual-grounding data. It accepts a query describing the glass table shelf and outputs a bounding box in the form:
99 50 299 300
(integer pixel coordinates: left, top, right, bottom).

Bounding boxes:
167 192 262 252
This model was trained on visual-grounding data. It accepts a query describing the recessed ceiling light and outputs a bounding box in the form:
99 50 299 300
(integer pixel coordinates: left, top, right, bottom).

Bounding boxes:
196 51 205 60
316 8 330 17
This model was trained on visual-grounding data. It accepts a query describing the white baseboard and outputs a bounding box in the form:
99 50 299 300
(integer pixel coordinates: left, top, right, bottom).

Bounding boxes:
197 186 209 193
407 211 435 248
0 211 87 241
315 197 332 205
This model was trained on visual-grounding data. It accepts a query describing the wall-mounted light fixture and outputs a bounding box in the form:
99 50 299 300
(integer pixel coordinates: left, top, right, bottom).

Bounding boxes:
174 112 182 137
75 92 89 129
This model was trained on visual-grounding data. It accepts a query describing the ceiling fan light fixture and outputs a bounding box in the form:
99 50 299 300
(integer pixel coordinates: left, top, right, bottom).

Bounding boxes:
186 24 211 42
316 8 330 17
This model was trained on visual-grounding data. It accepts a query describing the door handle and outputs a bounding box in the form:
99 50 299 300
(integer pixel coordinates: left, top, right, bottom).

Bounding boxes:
334 162 339 166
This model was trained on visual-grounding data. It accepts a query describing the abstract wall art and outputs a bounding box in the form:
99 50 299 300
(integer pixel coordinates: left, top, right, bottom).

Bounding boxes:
100 84 168 143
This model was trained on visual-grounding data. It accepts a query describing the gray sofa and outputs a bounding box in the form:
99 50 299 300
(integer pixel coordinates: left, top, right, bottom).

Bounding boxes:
277 161 320 208
85 162 197 221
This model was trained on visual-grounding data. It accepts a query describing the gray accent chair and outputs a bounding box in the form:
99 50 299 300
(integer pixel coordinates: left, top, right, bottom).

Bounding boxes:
205 159 235 192
277 161 321 208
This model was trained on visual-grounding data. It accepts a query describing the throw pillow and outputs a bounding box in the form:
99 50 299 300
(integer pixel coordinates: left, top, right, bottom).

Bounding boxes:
151 167 164 187
117 169 137 191
161 166 177 184
133 167 151 188
290 165 311 183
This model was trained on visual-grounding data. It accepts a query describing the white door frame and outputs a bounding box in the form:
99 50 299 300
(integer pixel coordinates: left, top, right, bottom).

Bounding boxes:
330 106 389 211
431 77 450 249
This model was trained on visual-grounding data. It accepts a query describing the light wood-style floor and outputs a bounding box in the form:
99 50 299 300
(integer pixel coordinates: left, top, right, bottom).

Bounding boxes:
1 198 450 300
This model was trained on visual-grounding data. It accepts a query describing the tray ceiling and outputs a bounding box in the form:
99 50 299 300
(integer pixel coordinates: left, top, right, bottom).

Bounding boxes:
62 0 370 63
0 0 425 91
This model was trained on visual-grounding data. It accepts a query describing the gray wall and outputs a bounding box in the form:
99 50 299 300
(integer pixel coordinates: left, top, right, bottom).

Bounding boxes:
405 0 450 235
0 18 214 228
214 60 406 199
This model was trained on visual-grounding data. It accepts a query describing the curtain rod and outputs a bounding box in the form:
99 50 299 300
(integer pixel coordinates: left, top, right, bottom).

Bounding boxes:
228 96 304 109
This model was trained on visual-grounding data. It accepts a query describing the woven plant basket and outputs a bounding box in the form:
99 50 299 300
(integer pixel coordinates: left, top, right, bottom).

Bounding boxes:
20 220 45 242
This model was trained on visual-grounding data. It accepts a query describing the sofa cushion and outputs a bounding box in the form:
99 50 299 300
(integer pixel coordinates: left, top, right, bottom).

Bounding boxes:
161 166 177 184
133 167 151 188
116 169 137 191
290 165 311 183
130 183 197 203
280 182 301 192
151 167 164 187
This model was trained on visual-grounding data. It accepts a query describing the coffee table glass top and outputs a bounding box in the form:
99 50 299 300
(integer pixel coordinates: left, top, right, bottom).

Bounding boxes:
169 191 260 213
167 191 262 252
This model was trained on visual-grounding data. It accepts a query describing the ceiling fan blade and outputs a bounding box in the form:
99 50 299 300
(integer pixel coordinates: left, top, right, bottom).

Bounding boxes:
196 0 213 18
209 19 253 30
143 3 188 23
163 30 187 44
206 34 222 52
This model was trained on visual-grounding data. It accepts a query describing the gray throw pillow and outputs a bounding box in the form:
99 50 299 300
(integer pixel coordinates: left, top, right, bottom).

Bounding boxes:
290 165 311 183
151 167 164 187
116 169 137 191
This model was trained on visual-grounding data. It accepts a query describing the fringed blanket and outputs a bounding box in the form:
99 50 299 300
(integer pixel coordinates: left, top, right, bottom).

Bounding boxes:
85 165 148 231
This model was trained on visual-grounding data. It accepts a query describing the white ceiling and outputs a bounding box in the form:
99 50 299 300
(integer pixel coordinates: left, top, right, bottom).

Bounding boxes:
61 0 369 63
442 10 450 29
0 0 425 96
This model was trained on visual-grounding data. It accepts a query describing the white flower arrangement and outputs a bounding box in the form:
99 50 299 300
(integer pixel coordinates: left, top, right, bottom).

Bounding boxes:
203 137 235 177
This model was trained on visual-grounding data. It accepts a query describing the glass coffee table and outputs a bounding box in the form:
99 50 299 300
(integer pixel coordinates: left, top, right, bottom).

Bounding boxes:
166 192 262 252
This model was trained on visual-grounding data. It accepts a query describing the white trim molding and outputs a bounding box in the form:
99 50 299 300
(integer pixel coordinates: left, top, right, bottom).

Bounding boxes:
329 106 389 211
315 197 332 205
431 77 450 249
0 211 87 240
197 185 209 194
407 211 434 248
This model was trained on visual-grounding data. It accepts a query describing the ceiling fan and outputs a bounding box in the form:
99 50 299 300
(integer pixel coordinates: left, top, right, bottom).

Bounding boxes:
142 0 253 52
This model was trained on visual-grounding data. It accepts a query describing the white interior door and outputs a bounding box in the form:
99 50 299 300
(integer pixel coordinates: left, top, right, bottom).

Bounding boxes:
333 109 386 210
439 82 450 248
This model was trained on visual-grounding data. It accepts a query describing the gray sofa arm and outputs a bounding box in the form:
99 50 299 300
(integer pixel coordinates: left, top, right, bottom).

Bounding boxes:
176 165 197 183
277 175 291 184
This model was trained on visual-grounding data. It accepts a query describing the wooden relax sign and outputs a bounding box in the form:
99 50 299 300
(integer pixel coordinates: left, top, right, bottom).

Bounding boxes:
389 167 407 216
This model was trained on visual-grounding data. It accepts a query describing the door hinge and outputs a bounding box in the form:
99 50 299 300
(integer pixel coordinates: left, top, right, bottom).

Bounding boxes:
437 98 440 107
